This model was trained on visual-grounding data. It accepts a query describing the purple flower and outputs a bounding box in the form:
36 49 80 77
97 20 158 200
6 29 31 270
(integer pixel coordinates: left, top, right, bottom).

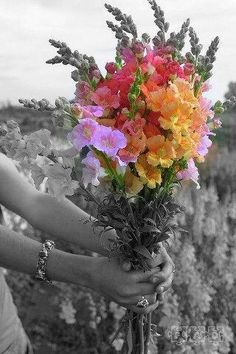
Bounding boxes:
72 104 104 119
83 105 104 118
82 152 105 187
93 126 127 157
68 118 98 151
197 135 212 157
177 159 200 189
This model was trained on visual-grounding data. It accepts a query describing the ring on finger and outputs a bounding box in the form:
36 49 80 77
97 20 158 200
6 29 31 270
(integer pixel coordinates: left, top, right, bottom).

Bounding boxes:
136 296 149 308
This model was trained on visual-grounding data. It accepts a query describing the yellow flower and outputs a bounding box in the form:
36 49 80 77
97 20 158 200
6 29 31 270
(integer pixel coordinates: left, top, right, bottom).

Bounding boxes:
146 135 176 168
124 168 144 196
146 78 198 134
135 155 162 189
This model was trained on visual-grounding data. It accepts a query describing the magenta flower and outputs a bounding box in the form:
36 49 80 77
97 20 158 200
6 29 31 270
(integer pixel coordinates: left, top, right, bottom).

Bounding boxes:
177 158 200 189
121 47 135 63
68 118 98 151
82 152 105 187
93 126 127 157
105 62 116 74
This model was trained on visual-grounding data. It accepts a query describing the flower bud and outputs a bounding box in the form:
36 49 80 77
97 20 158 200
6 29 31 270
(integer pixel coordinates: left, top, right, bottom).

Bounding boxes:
105 62 116 74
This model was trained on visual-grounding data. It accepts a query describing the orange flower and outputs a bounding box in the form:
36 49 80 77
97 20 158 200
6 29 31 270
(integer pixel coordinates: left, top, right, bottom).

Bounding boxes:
146 135 176 168
97 118 116 127
135 155 162 189
118 133 146 165
124 167 144 195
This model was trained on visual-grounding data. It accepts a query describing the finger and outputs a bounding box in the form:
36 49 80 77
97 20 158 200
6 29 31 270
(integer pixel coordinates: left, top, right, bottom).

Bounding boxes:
151 259 174 284
133 266 165 283
131 282 156 296
155 274 173 294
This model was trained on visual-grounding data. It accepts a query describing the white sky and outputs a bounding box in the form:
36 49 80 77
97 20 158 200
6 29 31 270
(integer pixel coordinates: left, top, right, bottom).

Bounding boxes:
0 0 235 105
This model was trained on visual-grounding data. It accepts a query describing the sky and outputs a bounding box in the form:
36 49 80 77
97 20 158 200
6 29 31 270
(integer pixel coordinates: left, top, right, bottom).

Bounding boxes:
0 0 236 105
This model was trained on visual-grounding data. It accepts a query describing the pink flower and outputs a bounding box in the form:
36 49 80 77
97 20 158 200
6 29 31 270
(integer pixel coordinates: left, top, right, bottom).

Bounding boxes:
201 80 212 92
121 48 136 63
105 62 116 74
117 150 138 166
213 118 222 129
93 126 127 157
184 62 195 76
91 86 120 109
72 104 104 119
199 97 214 119
82 152 105 187
68 118 98 151
177 159 200 189
75 81 92 104
197 135 212 157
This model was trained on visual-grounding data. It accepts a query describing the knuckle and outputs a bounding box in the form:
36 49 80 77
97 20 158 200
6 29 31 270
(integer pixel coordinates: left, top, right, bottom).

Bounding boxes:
120 285 130 297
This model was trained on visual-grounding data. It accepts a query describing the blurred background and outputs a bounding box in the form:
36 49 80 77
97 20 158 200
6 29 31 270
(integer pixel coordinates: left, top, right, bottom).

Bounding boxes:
0 0 236 353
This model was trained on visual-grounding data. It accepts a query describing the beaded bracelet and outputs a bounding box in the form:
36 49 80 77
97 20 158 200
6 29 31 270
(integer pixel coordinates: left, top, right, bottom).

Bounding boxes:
35 240 55 284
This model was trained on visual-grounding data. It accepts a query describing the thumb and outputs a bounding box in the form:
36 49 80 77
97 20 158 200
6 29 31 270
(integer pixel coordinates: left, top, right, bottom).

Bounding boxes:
146 249 164 269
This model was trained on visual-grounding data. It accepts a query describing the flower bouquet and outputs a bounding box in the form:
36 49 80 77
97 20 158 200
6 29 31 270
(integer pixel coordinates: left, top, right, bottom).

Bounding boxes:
1 1 235 353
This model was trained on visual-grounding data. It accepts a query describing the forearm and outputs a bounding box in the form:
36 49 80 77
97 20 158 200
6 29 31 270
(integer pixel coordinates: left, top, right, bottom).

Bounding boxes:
0 225 92 287
27 192 116 255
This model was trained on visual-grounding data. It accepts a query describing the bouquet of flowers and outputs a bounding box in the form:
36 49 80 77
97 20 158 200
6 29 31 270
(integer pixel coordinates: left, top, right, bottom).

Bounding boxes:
1 1 235 353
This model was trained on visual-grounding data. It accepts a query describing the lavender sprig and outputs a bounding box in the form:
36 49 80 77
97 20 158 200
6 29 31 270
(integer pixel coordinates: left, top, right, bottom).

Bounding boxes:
147 0 169 46
18 98 55 112
105 3 138 38
46 39 98 83
188 27 203 60
193 36 220 83
167 18 190 51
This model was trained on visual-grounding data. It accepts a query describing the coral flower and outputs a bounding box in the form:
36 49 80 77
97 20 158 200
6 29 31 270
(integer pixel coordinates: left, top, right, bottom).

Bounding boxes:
118 133 146 165
135 155 162 189
146 135 176 168
91 86 120 109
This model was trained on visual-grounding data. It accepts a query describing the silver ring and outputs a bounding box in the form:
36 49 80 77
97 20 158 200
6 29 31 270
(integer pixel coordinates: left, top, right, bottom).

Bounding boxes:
136 296 149 308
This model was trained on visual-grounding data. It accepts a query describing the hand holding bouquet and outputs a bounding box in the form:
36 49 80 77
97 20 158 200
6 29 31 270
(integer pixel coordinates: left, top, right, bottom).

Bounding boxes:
1 1 235 353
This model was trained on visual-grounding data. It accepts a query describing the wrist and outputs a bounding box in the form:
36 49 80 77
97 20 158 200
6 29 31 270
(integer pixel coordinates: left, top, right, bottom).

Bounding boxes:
46 249 93 287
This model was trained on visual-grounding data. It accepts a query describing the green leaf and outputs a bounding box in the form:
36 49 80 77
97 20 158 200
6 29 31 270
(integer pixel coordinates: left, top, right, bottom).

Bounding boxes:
134 245 154 260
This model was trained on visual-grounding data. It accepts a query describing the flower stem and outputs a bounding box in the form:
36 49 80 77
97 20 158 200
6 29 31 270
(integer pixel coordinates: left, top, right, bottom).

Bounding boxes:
139 314 145 354
144 313 152 354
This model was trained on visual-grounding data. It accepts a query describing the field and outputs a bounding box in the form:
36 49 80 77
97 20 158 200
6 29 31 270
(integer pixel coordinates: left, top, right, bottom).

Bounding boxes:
0 104 236 353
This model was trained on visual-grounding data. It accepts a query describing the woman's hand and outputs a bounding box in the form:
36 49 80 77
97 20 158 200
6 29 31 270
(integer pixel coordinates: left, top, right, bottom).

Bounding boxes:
121 246 175 308
89 256 164 314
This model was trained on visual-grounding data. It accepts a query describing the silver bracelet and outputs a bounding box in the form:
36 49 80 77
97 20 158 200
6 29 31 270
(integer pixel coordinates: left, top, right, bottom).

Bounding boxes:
35 240 55 284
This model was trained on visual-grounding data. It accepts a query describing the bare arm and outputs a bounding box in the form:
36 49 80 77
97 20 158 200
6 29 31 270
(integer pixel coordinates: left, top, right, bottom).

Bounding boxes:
0 223 163 313
0 223 92 286
0 153 115 255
